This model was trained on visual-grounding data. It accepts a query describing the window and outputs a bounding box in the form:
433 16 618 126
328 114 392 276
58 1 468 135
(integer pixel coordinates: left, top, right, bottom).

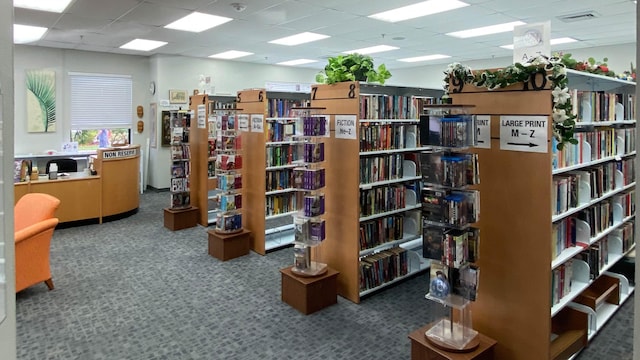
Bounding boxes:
69 72 132 150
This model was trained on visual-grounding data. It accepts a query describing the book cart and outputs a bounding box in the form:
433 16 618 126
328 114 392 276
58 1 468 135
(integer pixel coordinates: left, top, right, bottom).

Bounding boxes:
419 104 482 353
450 69 636 360
309 81 442 303
237 89 310 255
189 94 237 226
164 109 198 230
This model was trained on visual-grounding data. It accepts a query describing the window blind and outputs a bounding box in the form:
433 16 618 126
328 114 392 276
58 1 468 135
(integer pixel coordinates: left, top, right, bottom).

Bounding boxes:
70 72 132 129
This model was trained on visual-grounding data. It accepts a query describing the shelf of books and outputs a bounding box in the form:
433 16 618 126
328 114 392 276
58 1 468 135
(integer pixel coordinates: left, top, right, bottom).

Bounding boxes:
189 94 237 226
450 68 636 360
310 81 443 303
237 89 311 255
168 110 193 209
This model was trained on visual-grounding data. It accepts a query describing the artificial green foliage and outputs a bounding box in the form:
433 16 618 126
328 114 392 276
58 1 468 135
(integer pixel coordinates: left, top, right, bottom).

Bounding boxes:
316 53 392 84
26 70 56 132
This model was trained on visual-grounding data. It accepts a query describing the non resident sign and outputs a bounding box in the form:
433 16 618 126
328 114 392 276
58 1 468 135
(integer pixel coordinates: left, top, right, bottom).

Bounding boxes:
197 105 206 129
499 115 548 153
238 114 249 132
251 114 264 133
335 115 356 140
475 115 491 149
103 148 138 159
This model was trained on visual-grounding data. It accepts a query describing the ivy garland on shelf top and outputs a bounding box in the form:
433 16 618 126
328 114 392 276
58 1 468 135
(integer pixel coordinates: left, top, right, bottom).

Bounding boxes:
444 56 576 150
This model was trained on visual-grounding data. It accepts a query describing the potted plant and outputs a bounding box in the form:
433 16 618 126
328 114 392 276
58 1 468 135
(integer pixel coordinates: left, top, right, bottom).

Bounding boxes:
315 53 391 84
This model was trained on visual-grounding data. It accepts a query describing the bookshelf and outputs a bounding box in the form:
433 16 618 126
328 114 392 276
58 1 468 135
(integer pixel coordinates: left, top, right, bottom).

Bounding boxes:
189 94 237 226
168 110 192 210
450 69 635 360
237 89 310 255
310 81 442 303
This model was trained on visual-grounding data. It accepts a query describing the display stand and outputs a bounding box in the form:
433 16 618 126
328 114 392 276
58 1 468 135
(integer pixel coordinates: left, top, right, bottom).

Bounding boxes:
409 322 496 360
207 228 250 261
280 266 339 315
164 110 197 231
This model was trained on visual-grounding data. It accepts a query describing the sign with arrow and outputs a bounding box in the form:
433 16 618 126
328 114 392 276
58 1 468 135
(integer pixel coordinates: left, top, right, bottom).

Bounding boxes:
476 115 490 149
499 115 548 153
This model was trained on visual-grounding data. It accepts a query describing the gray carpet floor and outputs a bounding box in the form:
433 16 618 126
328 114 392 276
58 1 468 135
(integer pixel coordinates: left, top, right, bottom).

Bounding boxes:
15 191 634 359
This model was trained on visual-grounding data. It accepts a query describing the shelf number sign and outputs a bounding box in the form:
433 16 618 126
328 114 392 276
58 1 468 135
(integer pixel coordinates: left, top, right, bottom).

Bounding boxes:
250 114 264 133
335 115 357 140
238 114 249 132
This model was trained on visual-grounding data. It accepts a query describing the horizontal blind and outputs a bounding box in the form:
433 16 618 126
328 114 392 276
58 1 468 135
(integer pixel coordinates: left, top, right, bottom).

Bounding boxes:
70 72 132 129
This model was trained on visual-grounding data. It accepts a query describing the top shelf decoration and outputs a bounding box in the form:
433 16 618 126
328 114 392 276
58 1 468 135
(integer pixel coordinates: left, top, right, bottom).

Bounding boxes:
443 55 576 150
315 53 392 85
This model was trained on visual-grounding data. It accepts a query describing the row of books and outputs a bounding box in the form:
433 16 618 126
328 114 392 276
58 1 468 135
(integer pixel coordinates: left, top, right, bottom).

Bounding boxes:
359 247 409 292
579 199 612 237
619 221 635 253
171 126 189 145
618 190 635 218
421 152 479 188
265 193 296 217
171 162 190 178
419 115 476 149
359 94 427 120
422 188 479 228
266 169 294 192
266 118 295 142
429 261 479 301
266 144 298 167
301 193 325 218
170 177 190 193
214 134 241 153
618 158 635 185
293 168 325 191
359 215 405 251
552 162 617 216
215 154 242 171
216 212 242 232
573 90 636 123
170 192 190 210
423 226 479 268
218 174 242 191
293 217 326 246
218 193 242 211
551 260 574 306
359 154 407 184
552 128 634 170
359 123 418 152
171 144 191 161
552 217 577 260
578 239 609 280
360 185 409 217
300 116 327 137
267 99 304 118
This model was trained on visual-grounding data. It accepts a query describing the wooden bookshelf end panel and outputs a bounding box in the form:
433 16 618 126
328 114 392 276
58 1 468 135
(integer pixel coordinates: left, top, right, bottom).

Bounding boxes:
280 266 339 315
207 228 250 261
550 307 588 360
163 206 199 231
408 323 497 360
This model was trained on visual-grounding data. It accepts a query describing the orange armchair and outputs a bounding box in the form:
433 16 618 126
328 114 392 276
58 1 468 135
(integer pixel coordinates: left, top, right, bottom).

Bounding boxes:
14 193 61 293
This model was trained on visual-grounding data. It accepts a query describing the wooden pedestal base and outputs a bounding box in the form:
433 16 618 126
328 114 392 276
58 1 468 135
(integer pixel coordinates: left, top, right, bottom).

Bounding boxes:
280 266 339 315
207 228 250 261
163 207 199 231
409 323 497 360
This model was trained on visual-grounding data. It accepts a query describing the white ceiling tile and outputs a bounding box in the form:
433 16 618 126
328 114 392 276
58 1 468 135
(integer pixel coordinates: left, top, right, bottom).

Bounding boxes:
67 0 143 20
276 9 362 31
36 40 79 50
14 8 62 28
119 3 192 27
329 0 431 17
142 0 217 11
200 0 293 20
53 14 113 32
244 1 326 26
100 21 157 42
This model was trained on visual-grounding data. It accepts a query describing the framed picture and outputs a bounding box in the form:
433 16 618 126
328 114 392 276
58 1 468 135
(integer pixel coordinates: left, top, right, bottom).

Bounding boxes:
161 110 172 146
169 89 187 104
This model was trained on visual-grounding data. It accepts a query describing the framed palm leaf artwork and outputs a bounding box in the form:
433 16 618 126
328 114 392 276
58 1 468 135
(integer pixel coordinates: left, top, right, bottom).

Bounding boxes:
26 69 56 133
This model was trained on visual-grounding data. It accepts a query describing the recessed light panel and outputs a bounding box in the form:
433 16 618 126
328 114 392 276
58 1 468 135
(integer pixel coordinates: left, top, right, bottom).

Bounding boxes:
500 37 578 50
209 50 254 59
369 0 469 22
14 0 73 13
343 45 399 55
398 54 451 63
277 59 318 66
269 32 330 46
119 39 168 52
14 24 47 44
165 12 232 33
446 21 526 38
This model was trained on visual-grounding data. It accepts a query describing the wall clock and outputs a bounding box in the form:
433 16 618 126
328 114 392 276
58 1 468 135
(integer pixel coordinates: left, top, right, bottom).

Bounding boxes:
149 81 156 95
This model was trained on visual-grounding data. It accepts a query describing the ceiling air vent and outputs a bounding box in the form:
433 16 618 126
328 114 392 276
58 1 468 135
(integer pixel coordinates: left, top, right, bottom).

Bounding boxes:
557 11 600 23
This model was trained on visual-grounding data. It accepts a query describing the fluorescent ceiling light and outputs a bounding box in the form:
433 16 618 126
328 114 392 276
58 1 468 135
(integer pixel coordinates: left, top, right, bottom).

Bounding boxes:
446 21 526 38
269 32 330 46
119 39 168 52
14 0 73 13
500 37 578 50
209 50 254 59
14 24 47 44
398 54 451 63
343 45 399 55
369 0 469 22
277 59 318 66
165 12 232 33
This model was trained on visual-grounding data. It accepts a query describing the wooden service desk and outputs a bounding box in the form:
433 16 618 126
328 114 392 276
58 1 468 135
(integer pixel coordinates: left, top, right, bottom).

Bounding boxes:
14 145 141 224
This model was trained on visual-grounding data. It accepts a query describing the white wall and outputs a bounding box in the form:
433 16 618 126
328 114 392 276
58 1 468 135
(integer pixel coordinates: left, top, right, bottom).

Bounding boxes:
1 0 16 357
13 46 151 157
147 55 318 189
390 43 637 89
